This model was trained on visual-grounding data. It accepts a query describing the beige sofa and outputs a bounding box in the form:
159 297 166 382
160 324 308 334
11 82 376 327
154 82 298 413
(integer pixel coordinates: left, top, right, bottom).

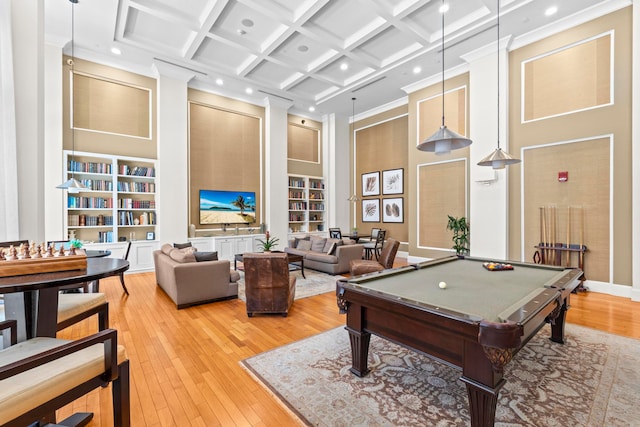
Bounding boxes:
153 244 240 309
284 235 364 275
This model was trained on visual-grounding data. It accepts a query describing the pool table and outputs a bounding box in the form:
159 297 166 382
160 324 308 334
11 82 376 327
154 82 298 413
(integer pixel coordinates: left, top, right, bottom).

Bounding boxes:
336 255 582 427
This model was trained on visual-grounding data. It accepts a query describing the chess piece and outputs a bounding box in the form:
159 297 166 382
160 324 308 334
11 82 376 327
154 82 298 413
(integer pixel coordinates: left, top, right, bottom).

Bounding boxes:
0 249 5 260
58 245 66 257
69 246 77 255
6 245 17 261
22 242 31 259
32 245 43 258
45 245 54 258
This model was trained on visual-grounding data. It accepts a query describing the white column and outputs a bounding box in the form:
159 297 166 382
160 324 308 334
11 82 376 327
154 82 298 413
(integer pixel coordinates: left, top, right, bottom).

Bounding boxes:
264 96 291 245
12 0 45 241
152 61 194 244
323 113 350 231
0 0 19 241
632 0 640 301
44 40 65 241
463 37 511 260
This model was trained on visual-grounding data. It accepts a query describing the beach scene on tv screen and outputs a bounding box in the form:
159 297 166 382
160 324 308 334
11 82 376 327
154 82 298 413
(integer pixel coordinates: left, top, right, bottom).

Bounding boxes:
199 190 256 224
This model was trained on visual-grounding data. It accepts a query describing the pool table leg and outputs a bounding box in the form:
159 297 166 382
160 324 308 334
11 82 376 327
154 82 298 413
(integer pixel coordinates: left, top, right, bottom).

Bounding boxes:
461 376 505 427
346 326 371 377
549 295 570 344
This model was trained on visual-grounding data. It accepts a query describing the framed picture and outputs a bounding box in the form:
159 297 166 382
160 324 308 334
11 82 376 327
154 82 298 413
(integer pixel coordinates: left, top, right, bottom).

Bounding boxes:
382 197 404 223
382 168 403 195
146 231 155 240
361 171 380 196
362 199 380 222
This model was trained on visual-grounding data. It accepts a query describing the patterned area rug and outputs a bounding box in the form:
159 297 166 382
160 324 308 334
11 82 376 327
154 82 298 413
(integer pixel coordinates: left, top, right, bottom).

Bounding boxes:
236 269 340 301
242 325 640 426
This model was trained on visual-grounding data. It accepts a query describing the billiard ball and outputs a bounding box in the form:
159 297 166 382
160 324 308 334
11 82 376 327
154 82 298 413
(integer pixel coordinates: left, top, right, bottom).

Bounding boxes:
438 281 447 289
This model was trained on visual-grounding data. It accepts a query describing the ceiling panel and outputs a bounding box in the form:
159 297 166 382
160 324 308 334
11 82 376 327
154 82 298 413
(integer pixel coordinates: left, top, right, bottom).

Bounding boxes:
44 0 628 117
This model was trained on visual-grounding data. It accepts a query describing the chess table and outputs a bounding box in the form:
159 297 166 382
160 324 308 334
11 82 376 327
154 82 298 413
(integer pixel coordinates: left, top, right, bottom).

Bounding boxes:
1 257 129 341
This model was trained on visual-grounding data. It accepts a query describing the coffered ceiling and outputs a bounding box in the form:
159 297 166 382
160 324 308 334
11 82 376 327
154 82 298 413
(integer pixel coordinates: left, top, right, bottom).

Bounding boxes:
44 0 628 119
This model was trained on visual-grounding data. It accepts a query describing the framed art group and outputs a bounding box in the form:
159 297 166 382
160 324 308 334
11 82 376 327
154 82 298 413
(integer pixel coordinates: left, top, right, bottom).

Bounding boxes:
360 168 404 223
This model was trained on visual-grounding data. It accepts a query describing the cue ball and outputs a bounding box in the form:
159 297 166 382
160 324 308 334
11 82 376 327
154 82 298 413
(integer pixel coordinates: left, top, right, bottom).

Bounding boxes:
438 281 447 289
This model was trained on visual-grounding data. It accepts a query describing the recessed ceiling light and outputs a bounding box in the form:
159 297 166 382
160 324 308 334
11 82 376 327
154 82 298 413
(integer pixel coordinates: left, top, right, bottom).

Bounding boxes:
298 45 309 53
309 106 315 112
245 87 253 95
241 19 254 27
413 66 422 74
439 3 449 13
545 6 558 16
110 47 121 55
215 78 223 86
340 63 348 71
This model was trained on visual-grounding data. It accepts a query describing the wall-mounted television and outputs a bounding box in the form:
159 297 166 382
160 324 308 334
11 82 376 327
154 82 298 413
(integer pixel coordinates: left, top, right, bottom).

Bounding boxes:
199 189 256 225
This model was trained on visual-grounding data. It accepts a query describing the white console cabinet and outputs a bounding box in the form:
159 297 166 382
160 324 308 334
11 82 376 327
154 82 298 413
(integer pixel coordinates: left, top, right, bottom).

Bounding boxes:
84 240 159 272
189 235 265 261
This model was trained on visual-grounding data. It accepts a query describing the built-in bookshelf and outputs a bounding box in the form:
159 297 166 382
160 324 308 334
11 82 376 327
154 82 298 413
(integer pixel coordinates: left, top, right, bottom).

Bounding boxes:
63 150 157 243
288 174 325 233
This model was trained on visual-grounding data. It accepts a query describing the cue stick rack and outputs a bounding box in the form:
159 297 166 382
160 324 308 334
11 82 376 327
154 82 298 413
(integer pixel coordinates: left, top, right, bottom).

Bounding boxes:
533 205 587 290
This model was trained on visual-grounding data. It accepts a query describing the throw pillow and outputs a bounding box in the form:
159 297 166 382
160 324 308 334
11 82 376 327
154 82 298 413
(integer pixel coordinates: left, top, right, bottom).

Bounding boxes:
173 242 192 249
310 236 326 252
229 270 241 283
194 251 218 262
169 249 196 263
326 242 337 255
296 240 312 251
322 238 343 253
161 243 174 256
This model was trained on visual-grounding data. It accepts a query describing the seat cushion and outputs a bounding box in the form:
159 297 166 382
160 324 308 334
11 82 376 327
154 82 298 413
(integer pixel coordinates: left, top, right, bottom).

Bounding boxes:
57 293 107 323
350 260 385 276
0 337 127 425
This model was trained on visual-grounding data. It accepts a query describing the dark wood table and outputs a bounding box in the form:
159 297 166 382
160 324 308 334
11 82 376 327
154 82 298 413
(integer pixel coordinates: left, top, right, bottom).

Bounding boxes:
336 256 582 427
1 257 129 341
235 252 305 278
85 249 111 258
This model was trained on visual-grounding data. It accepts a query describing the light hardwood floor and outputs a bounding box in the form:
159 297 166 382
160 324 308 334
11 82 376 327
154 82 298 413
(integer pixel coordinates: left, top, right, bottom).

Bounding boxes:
56 265 640 426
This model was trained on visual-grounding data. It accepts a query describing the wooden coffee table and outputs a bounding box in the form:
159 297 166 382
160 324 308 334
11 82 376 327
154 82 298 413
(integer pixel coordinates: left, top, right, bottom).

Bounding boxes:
234 251 305 278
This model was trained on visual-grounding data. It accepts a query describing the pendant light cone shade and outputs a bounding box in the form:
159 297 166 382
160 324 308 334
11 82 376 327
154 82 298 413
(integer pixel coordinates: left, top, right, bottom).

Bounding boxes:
477 147 520 169
417 0 471 155
57 0 87 192
417 126 472 154
477 0 520 168
57 177 85 192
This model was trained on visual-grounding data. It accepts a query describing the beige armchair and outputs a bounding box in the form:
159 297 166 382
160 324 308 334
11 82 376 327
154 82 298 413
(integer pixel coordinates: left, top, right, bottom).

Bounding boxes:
243 252 296 317
350 238 400 276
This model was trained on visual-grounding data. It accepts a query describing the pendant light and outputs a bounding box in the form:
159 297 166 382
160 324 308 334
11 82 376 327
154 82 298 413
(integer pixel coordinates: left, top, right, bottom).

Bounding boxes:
57 0 87 193
477 0 521 169
417 0 472 154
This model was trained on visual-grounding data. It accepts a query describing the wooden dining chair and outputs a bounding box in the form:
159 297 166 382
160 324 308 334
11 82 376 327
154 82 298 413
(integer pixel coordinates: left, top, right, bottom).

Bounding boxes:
0 321 130 427
363 229 386 260
329 228 342 239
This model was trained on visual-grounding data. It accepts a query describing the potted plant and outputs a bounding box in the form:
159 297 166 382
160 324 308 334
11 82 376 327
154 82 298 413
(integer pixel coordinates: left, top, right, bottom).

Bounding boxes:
446 215 469 256
257 231 279 252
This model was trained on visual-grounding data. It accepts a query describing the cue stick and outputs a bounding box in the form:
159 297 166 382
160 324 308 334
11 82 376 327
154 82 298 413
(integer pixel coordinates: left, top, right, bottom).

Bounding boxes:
566 206 571 266
539 206 545 263
541 206 547 264
579 206 584 271
550 205 555 265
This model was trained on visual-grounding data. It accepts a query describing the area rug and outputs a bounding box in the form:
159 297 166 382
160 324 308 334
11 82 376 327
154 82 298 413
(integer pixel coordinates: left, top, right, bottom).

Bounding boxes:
236 269 340 301
241 324 640 426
